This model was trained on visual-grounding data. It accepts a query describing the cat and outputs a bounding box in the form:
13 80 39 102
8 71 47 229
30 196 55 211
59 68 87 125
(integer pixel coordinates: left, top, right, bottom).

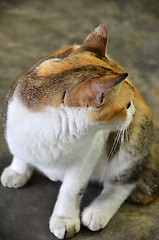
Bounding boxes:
1 26 159 239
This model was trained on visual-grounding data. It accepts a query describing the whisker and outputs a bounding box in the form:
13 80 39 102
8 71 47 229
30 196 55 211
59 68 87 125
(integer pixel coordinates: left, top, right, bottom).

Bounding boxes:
99 130 122 187
116 130 126 179
108 131 121 161
119 130 124 159
125 128 129 145
125 55 143 72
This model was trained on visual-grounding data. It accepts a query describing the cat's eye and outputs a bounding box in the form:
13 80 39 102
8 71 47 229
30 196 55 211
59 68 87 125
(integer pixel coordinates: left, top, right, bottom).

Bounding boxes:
126 101 131 109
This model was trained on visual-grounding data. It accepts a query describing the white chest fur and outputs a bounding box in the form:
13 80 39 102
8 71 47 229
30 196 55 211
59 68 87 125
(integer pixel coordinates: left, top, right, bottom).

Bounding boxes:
6 95 105 180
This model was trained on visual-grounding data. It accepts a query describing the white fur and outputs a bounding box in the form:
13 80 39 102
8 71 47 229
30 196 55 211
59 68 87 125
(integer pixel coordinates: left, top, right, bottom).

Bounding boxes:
36 58 61 70
82 183 135 231
1 94 136 239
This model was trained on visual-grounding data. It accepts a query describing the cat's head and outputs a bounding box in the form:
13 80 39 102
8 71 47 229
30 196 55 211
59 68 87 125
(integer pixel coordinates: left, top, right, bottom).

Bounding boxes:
35 26 135 131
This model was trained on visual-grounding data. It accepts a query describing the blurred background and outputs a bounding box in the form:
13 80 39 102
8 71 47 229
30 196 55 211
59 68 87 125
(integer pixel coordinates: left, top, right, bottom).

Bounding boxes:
0 0 159 240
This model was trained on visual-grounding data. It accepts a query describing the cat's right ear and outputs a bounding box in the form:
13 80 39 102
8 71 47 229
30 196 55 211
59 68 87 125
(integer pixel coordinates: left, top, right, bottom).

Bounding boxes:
66 73 128 108
76 25 107 58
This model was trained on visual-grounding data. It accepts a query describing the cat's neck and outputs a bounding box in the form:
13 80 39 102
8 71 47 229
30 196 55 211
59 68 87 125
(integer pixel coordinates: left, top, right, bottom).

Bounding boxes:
11 96 99 143
46 104 98 142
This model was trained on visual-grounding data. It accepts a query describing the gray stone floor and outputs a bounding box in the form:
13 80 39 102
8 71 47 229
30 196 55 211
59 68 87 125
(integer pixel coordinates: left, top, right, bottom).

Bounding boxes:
0 0 159 239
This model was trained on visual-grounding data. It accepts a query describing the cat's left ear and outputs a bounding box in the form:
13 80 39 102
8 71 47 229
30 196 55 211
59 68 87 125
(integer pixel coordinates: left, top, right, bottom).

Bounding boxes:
67 73 128 108
76 25 107 57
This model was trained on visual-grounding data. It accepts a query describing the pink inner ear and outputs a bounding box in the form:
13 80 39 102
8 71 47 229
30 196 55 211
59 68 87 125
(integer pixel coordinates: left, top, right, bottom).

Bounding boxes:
91 73 128 94
75 26 107 57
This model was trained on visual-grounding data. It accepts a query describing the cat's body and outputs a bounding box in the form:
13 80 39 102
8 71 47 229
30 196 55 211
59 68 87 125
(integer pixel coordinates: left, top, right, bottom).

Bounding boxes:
1 26 159 239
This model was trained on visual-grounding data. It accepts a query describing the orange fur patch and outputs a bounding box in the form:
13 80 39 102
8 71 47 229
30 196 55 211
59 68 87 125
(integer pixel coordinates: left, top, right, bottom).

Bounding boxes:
53 45 80 58
87 81 134 124
36 52 122 77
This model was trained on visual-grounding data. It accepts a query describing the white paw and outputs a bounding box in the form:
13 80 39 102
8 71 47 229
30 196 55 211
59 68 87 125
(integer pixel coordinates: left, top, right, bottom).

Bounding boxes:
1 166 29 188
49 215 80 239
82 206 109 231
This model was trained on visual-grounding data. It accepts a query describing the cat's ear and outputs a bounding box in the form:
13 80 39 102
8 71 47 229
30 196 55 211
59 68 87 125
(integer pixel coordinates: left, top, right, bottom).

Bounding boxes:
70 73 128 107
76 25 107 57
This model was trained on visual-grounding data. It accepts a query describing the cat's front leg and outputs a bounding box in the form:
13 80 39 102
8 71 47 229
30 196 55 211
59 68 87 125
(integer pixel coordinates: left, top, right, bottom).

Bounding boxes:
49 166 90 239
1 157 34 188
82 182 135 231
49 132 103 239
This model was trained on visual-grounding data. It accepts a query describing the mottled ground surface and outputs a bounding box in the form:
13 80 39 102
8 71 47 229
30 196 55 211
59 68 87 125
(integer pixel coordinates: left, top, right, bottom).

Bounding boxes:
0 0 159 239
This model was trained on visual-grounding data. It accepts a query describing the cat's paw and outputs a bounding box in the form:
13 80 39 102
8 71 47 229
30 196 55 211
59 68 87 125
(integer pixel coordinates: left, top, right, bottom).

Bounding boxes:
49 215 80 239
82 206 109 231
1 166 29 188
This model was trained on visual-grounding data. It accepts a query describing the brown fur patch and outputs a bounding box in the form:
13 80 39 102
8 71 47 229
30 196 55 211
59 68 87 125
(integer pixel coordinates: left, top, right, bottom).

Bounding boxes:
129 167 159 205
76 25 107 58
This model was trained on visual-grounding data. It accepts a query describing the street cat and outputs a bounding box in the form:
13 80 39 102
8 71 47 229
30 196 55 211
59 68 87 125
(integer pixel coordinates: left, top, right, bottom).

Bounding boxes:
1 26 159 239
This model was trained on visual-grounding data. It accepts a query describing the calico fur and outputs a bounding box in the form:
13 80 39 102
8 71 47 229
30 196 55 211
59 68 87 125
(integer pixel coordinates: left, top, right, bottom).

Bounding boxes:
1 26 159 239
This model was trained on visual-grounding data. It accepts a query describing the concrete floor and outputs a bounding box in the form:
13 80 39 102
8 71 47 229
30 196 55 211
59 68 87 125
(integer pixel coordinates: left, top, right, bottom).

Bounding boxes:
0 0 159 239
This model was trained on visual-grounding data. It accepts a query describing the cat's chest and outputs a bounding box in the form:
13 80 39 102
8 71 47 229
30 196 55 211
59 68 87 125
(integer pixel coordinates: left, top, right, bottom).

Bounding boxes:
6 96 101 166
